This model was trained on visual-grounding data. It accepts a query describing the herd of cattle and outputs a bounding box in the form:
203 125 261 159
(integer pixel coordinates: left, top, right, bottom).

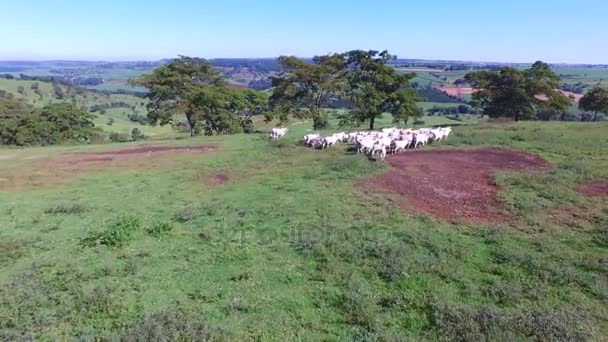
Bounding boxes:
270 126 452 160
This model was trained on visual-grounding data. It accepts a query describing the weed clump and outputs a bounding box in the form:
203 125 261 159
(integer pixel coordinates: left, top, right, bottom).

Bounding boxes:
44 202 88 215
146 221 173 238
82 216 141 247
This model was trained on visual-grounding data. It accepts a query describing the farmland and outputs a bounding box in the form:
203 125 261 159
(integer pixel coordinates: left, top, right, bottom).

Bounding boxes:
1 119 606 339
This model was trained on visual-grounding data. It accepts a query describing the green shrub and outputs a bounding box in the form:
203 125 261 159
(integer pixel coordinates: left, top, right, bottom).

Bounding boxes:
174 206 199 222
82 216 141 247
131 128 145 141
241 119 255 133
119 309 225 340
109 132 131 143
44 202 88 215
146 221 173 238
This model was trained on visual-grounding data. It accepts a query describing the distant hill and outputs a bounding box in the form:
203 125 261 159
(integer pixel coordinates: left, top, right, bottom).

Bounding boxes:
0 78 175 138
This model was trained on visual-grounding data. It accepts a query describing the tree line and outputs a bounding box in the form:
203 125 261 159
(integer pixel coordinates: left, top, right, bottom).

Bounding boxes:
133 51 420 134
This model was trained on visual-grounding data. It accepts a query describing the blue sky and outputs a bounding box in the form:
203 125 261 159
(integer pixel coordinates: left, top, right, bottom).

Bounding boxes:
1 0 605 63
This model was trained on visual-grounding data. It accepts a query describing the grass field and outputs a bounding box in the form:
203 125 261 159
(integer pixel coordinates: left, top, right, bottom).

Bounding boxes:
0 120 606 340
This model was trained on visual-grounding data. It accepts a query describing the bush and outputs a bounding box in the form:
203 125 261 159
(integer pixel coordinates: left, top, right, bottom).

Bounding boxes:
429 302 589 341
109 132 131 143
146 221 173 238
106 118 114 126
174 206 199 222
313 115 329 130
131 128 144 141
82 216 141 247
120 309 225 340
44 202 88 215
241 119 255 133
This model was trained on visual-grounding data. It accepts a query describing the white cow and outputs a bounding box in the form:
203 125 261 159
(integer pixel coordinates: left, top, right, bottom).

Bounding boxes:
271 128 288 140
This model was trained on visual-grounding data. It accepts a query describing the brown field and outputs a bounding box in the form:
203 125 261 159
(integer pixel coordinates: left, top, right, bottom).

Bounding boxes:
361 148 550 223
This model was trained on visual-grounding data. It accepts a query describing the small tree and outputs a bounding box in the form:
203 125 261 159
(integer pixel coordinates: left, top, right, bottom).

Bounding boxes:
131 128 144 141
579 87 608 122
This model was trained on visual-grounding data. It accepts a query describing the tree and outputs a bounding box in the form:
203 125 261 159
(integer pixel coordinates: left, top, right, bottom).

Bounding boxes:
344 50 418 130
465 61 570 121
129 56 226 136
269 54 347 129
0 99 97 146
579 87 608 122
226 88 269 133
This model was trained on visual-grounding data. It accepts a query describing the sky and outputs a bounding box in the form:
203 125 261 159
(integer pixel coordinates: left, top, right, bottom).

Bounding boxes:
1 0 606 64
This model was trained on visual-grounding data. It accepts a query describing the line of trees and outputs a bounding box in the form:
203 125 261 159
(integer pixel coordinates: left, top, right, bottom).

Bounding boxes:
267 50 419 130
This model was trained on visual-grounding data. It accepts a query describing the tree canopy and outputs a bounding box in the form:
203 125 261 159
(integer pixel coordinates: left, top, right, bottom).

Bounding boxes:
269 54 347 129
344 50 418 130
131 56 269 136
579 87 608 122
465 61 570 121
0 99 97 146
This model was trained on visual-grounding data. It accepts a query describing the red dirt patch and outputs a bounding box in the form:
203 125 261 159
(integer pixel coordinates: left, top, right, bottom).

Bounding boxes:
0 144 217 191
577 180 608 198
68 145 216 157
210 172 230 185
361 148 550 223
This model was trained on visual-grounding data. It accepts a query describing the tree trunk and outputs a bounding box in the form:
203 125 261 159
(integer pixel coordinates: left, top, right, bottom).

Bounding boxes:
186 112 196 136
514 113 520 122
369 116 375 130
594 111 598 122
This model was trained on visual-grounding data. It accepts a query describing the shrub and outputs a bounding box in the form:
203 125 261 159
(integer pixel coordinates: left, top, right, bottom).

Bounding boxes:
313 115 329 130
120 309 225 340
131 127 144 141
82 216 141 247
109 132 131 143
44 202 88 215
106 118 114 126
241 119 255 133
429 302 589 341
227 297 249 313
146 221 173 238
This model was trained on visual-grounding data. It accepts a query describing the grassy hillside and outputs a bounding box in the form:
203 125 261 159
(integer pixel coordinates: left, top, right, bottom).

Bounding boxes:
0 78 177 139
0 121 606 339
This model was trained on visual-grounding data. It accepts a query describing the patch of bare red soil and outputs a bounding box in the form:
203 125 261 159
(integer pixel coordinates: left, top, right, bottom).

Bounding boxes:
577 180 608 198
0 144 217 190
209 172 230 185
68 145 216 157
361 148 550 223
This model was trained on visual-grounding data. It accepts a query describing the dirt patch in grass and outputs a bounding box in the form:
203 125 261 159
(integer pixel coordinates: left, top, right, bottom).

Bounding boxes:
360 148 550 223
577 180 608 198
67 145 216 157
0 144 217 191
209 172 230 185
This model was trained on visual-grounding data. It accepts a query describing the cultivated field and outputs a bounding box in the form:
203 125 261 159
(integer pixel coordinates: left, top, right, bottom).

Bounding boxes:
0 120 606 339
